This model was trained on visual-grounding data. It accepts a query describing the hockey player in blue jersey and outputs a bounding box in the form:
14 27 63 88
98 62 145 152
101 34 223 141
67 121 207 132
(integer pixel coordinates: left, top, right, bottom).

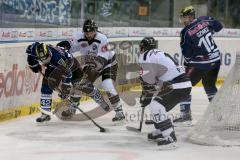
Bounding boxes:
174 6 223 124
26 42 109 122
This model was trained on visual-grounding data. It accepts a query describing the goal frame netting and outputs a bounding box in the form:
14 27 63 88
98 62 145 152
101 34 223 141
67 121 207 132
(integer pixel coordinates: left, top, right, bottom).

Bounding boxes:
188 52 240 146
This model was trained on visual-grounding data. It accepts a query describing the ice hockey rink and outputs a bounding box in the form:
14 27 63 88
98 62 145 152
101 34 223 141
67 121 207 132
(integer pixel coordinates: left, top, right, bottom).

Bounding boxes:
0 87 239 160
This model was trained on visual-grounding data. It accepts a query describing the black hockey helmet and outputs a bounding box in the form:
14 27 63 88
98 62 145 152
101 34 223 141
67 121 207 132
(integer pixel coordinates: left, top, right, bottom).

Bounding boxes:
180 6 195 17
35 43 51 63
139 37 157 52
83 19 98 32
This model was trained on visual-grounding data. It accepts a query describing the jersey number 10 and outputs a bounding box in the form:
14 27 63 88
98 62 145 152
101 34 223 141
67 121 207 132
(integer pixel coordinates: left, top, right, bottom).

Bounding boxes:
198 32 215 52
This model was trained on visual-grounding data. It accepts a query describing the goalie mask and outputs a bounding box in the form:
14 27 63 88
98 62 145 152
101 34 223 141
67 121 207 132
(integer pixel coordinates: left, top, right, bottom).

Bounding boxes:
35 43 51 64
139 37 157 52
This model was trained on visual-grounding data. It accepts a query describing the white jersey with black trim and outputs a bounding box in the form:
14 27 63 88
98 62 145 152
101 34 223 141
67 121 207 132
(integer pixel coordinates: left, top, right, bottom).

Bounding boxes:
68 31 116 69
139 49 192 89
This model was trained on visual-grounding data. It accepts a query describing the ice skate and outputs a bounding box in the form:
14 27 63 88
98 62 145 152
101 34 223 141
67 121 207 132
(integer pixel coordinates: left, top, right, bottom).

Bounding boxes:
148 129 164 141
157 131 177 150
36 113 51 123
173 112 192 127
112 105 125 125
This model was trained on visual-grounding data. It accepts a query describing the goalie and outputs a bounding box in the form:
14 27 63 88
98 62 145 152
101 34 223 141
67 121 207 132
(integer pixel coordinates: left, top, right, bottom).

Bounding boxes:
138 37 192 148
26 42 110 122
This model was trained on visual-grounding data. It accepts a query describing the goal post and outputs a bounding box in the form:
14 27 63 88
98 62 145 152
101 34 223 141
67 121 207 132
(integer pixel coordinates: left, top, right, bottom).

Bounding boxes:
188 52 240 146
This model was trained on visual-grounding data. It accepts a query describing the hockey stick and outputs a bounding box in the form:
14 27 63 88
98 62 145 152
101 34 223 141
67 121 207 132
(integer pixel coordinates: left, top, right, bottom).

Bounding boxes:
39 71 107 132
126 105 145 132
71 102 106 132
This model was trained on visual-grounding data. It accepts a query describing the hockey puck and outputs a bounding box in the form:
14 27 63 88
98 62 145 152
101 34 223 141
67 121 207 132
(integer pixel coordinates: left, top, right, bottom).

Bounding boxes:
100 128 106 132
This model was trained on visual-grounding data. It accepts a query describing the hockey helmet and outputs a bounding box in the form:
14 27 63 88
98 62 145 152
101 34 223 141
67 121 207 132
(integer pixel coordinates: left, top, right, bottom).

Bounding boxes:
35 43 51 63
180 6 195 17
83 19 98 32
139 37 157 52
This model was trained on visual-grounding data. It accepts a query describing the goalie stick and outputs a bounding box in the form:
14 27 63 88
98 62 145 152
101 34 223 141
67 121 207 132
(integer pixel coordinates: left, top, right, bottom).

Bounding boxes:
126 105 145 132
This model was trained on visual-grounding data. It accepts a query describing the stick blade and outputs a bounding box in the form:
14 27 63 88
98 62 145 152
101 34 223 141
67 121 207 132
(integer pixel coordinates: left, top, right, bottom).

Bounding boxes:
126 126 141 132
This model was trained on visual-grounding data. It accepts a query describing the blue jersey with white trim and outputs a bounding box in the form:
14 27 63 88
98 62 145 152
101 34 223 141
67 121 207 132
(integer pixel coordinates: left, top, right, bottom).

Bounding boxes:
46 45 74 83
47 45 73 68
180 16 223 69
27 43 74 83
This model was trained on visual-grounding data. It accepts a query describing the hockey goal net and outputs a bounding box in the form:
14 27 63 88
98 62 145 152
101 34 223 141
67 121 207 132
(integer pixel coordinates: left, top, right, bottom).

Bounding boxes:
188 52 240 146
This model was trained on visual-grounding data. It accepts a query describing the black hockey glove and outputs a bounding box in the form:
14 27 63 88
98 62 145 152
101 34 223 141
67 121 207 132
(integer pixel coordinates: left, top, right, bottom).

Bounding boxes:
59 83 72 99
30 64 42 73
139 77 156 107
58 92 68 100
140 90 154 107
57 41 71 50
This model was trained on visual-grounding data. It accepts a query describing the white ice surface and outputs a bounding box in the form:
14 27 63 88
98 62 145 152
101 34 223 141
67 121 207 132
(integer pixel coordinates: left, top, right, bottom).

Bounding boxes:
0 87 239 160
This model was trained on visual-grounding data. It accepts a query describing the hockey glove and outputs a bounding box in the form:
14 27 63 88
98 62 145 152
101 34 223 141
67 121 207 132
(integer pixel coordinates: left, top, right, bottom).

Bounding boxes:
157 81 173 96
59 82 72 99
30 64 42 73
58 92 69 100
57 41 71 50
140 90 154 107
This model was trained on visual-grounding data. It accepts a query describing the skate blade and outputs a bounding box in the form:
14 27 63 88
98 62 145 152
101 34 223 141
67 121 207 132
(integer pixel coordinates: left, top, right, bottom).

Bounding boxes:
148 137 164 142
158 142 178 150
36 120 51 126
126 126 141 132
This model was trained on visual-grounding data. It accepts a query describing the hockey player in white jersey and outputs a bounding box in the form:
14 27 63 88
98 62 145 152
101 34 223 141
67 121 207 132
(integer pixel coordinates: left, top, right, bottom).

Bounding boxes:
57 19 125 123
138 37 192 148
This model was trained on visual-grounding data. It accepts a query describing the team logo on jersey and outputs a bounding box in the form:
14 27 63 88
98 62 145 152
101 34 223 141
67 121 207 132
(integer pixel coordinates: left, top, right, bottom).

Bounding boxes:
92 44 98 51
101 44 108 52
58 58 66 67
139 67 150 76
81 43 87 48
